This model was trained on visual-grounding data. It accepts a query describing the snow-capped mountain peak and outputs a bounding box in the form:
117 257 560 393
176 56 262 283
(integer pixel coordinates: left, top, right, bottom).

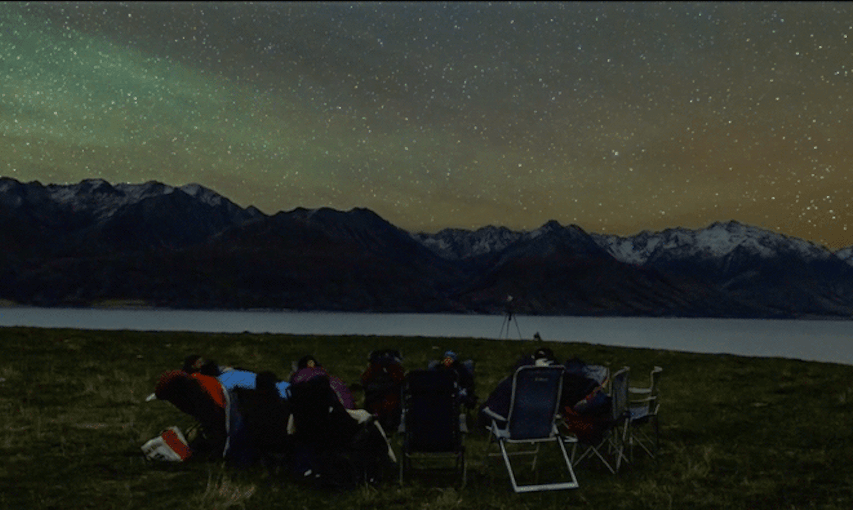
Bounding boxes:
594 220 832 266
0 178 260 231
179 183 227 207
412 225 524 260
41 179 180 219
836 246 853 266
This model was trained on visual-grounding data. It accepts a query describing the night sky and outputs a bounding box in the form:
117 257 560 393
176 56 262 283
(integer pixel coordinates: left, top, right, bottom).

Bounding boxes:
3 2 853 249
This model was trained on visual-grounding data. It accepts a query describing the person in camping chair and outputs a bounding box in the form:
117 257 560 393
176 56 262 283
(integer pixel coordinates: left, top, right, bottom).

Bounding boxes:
290 355 356 409
427 350 478 433
231 370 294 471
360 349 405 433
428 350 477 410
287 368 395 488
153 370 228 461
181 354 291 399
477 348 558 431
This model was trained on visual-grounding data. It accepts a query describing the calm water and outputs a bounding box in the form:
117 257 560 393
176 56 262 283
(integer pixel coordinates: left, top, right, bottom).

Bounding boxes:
2 306 852 365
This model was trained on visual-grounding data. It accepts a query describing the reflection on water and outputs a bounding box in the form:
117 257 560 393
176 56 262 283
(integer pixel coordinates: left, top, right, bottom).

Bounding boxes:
1 306 852 365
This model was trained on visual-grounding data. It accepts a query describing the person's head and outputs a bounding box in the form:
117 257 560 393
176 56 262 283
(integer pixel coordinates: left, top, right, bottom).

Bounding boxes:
182 355 206 373
198 359 222 377
369 349 403 365
297 355 320 370
442 350 458 368
533 347 556 366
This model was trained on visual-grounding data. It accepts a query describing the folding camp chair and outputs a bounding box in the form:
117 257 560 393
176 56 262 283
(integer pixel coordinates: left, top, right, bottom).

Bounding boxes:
485 365 579 493
627 366 662 460
568 367 631 474
399 369 466 486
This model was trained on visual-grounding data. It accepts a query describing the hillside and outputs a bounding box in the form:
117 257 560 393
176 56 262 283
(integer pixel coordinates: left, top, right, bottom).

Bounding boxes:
3 177 853 318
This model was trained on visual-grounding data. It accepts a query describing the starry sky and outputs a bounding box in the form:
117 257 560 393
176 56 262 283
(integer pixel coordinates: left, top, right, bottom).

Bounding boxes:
3 2 853 249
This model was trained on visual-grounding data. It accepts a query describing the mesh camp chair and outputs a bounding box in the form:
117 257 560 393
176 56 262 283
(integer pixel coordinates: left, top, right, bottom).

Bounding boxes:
568 367 631 474
485 365 579 493
627 366 663 460
399 369 466 486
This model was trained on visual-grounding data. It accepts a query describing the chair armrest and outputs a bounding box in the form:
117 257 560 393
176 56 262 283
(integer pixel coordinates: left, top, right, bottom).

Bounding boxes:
629 387 652 395
629 395 656 406
557 422 579 442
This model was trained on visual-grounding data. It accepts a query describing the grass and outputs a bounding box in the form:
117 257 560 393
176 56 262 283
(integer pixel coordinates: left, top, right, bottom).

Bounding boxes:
2 326 853 509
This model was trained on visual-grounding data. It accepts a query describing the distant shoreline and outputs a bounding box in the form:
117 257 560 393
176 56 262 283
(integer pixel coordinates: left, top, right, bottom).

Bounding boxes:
3 307 853 365
0 300 850 321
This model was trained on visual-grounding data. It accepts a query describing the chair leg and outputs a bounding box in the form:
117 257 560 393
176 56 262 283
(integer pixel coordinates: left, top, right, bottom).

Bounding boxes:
556 437 580 489
614 421 630 472
497 440 522 492
528 443 541 471
628 424 642 462
484 433 495 469
653 415 660 454
628 416 660 460
573 439 616 475
498 439 578 493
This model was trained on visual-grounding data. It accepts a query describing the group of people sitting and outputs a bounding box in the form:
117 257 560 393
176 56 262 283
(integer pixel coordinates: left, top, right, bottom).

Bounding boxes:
147 345 607 488
147 349 479 488
476 347 611 431
149 353 393 488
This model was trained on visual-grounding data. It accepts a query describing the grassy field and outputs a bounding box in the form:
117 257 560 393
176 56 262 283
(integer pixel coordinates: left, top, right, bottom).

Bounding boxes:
2 325 852 509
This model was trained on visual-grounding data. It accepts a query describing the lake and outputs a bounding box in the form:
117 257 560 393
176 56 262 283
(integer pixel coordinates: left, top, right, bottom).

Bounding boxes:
1 306 852 365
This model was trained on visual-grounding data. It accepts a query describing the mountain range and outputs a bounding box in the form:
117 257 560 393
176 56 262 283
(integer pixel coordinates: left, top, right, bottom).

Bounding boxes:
2 176 853 319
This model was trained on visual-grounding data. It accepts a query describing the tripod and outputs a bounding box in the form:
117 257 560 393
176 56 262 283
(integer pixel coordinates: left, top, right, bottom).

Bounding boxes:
499 309 523 340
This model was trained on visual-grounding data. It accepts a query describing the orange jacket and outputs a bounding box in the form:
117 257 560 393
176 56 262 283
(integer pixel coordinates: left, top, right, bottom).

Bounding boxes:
189 373 226 409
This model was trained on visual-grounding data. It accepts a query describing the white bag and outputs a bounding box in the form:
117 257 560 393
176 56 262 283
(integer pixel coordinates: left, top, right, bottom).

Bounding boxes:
141 426 192 462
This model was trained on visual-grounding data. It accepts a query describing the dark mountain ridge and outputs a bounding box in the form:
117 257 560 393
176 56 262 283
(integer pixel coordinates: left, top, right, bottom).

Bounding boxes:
2 177 852 318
